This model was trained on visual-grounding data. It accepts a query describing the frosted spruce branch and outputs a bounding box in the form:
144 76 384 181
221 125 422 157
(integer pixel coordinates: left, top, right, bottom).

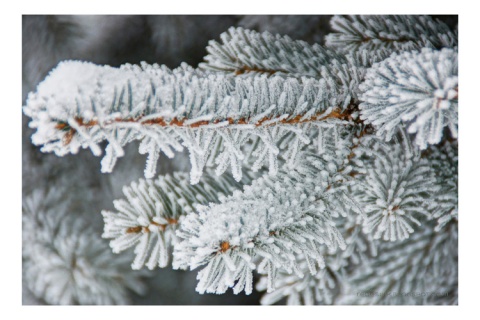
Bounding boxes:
22 19 459 305
23 60 356 184
350 134 440 241
257 212 378 305
23 188 147 305
340 220 458 305
201 27 388 111
172 151 363 295
359 48 458 149
23 27 457 184
102 170 252 270
200 27 344 78
326 15 457 54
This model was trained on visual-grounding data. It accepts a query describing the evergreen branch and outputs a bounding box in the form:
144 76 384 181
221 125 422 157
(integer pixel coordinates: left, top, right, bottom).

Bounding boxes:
102 170 252 270
172 151 362 295
23 60 355 183
359 48 458 149
200 27 344 78
200 28 386 111
265 128 446 305
326 15 457 54
23 188 147 305
322 49 391 107
257 211 378 305
21 20 459 305
351 134 440 241
339 220 458 305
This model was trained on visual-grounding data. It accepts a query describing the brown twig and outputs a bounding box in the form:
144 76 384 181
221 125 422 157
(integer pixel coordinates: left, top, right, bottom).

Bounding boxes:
57 106 363 146
125 218 178 234
233 65 288 76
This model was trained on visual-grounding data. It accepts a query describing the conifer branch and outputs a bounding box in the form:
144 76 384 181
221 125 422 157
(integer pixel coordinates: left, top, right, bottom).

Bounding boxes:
326 15 457 54
22 17 459 305
359 48 458 149
23 188 147 305
256 206 378 305
350 134 440 241
200 27 344 78
102 170 252 270
172 150 363 295
23 60 356 183
340 220 457 305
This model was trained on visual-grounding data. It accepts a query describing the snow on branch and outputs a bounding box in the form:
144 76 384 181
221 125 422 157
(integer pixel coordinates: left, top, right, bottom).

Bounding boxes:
23 188 147 305
23 60 353 184
359 48 458 149
102 170 251 270
172 151 362 295
200 27 344 78
326 15 457 54
351 135 440 242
